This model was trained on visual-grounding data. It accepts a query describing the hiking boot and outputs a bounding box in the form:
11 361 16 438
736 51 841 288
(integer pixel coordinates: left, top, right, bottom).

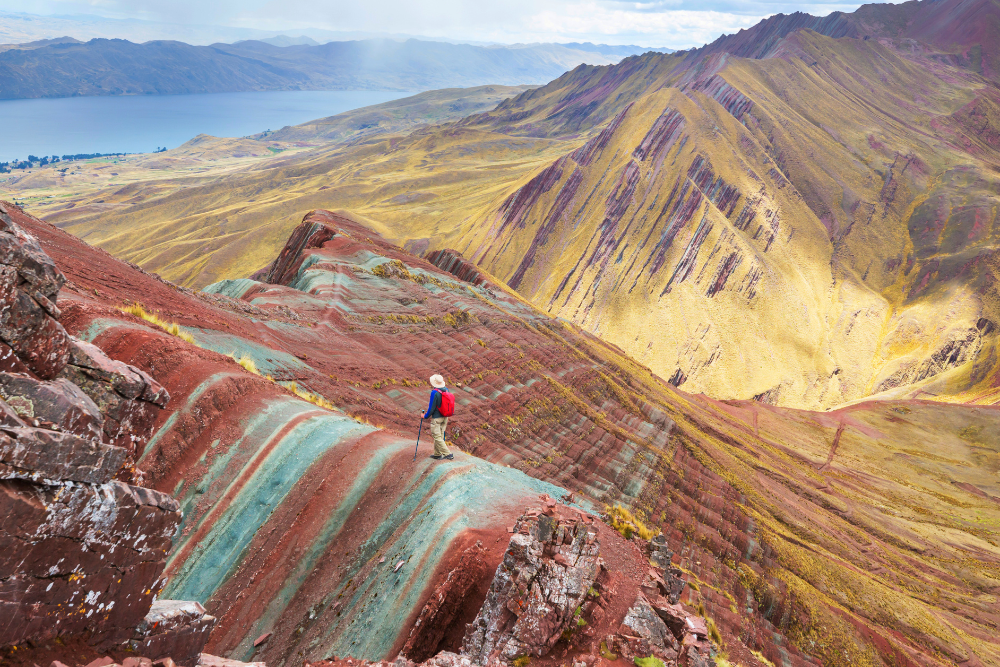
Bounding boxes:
429 455 443 460
443 454 455 460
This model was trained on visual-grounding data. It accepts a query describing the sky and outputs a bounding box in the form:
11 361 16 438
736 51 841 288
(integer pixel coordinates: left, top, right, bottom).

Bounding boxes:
0 0 894 49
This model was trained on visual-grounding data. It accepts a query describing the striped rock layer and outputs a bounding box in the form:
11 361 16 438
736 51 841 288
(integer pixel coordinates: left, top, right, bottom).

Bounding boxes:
7 205 996 667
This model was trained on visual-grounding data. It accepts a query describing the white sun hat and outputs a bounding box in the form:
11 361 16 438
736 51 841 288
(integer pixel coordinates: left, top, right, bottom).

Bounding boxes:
429 374 446 388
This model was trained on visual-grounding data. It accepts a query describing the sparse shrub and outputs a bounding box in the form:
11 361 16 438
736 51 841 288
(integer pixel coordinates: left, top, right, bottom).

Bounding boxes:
234 354 259 375
370 259 427 283
442 310 475 327
120 303 196 344
512 657 531 667
599 642 617 661
634 657 664 667
605 504 656 540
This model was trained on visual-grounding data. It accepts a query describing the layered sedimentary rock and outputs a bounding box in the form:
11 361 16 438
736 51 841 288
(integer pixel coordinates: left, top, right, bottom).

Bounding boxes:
462 506 600 662
40 0 1000 413
5 203 997 667
60 336 170 467
0 203 197 655
130 601 218 667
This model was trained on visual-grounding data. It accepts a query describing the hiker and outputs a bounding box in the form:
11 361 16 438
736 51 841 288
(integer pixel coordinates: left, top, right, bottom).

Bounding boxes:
422 374 455 460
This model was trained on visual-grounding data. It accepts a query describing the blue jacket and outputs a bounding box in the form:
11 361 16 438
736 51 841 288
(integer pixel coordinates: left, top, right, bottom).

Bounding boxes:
423 388 447 419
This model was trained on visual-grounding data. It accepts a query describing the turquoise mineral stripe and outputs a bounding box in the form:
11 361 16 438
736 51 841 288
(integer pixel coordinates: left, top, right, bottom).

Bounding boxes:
321 457 590 659
229 437 414 660
165 412 375 603
181 328 311 377
202 278 262 300
78 317 149 343
261 319 335 340
167 397 326 558
291 266 358 295
139 371 242 466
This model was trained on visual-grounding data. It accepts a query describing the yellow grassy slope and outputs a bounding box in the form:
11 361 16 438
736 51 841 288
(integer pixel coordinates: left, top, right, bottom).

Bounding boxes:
42 128 571 287
448 34 1000 409
455 86 888 409
22 34 1000 409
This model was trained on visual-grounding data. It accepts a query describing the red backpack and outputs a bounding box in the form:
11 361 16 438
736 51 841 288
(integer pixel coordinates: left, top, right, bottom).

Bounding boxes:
438 389 455 417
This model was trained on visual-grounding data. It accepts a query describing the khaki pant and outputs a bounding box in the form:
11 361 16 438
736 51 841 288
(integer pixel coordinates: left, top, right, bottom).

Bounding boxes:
430 417 450 456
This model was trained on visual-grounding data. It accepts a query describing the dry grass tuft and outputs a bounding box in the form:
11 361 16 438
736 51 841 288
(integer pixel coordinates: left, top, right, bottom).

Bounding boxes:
707 616 723 645
120 303 197 344
605 504 656 540
281 381 336 410
233 354 260 375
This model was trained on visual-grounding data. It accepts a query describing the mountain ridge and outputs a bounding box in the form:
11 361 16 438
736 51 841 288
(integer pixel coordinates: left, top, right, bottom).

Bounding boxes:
16 0 1000 412
7 199 999 667
0 37 661 100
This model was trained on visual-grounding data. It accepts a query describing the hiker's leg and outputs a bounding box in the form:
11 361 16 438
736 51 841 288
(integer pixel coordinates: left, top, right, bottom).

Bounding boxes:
431 417 450 456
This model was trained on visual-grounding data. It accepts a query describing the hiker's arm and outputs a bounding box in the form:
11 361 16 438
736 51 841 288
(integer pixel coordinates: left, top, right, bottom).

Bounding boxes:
422 391 438 419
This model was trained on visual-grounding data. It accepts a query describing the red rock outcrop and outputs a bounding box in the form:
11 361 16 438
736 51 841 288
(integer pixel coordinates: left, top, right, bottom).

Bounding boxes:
424 249 489 287
0 203 201 659
130 601 218 667
3 203 996 667
462 507 600 663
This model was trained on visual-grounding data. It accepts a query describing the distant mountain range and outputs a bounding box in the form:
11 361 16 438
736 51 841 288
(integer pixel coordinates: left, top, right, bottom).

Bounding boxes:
44 0 1000 413
0 36 669 100
0 9 455 46
9 1 1000 666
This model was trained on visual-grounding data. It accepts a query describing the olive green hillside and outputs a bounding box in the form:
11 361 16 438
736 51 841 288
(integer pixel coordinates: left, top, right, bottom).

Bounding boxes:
15 0 1000 410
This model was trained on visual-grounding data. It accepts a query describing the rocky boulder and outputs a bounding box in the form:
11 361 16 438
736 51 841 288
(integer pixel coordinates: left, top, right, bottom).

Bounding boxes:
647 533 672 570
0 204 193 655
0 372 103 438
130 601 218 667
640 566 686 607
615 595 679 662
0 205 169 471
0 423 127 483
605 589 716 667
0 477 180 647
462 499 600 663
0 203 70 379
59 336 169 463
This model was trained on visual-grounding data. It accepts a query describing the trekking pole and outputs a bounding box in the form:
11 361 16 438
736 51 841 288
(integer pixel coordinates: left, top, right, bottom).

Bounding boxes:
413 418 424 461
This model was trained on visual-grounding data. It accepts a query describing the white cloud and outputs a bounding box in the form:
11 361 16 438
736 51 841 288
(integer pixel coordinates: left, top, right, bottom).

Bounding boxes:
0 0 901 48
523 1 763 47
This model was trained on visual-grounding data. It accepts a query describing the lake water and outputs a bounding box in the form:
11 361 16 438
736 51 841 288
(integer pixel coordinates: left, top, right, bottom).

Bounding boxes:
0 90 411 162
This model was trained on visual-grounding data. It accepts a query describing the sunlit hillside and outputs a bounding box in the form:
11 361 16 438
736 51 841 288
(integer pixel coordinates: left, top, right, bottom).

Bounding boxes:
12 0 1000 412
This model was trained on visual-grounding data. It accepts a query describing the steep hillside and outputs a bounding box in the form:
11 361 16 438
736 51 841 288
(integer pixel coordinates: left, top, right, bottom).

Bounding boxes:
17 0 1000 409
257 85 536 143
0 37 639 99
10 203 999 667
450 28 1000 408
